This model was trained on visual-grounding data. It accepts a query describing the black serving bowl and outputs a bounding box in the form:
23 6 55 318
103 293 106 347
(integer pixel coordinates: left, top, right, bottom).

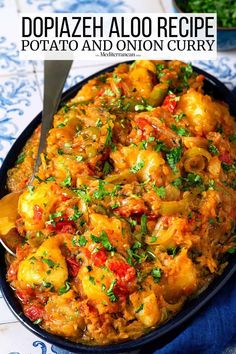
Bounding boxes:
172 0 236 51
0 63 236 354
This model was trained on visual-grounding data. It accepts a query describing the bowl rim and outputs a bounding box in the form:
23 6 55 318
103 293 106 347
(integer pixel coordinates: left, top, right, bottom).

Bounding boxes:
0 61 236 353
172 0 236 30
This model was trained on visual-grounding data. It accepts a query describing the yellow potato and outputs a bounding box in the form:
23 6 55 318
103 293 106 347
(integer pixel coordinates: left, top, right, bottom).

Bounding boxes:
130 291 161 327
129 67 153 98
18 236 68 290
43 290 85 338
78 265 114 305
18 182 59 231
90 213 131 253
111 146 165 181
163 249 197 302
178 90 220 135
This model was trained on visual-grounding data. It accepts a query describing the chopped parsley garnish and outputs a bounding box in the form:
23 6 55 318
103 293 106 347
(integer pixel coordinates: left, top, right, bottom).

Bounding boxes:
41 258 55 268
209 143 219 155
42 281 54 291
135 303 144 313
76 155 83 162
60 170 71 187
152 184 166 199
127 242 145 265
105 126 114 148
61 103 69 113
103 88 115 97
151 267 162 283
139 140 148 150
58 281 71 295
172 173 203 191
227 247 236 254
93 180 110 200
58 148 64 155
106 279 118 302
172 177 182 189
173 112 186 122
90 230 116 252
111 184 121 197
89 276 96 285
98 75 107 83
180 63 193 88
130 160 145 174
170 124 190 136
150 236 158 243
33 318 43 325
48 211 63 222
156 63 165 71
155 139 168 152
141 214 148 234
139 137 155 150
229 134 236 142
75 185 91 204
96 119 103 127
113 73 122 83
103 161 112 175
28 186 35 195
72 234 87 247
57 122 66 128
69 205 82 221
208 217 216 225
46 176 56 182
166 146 183 172
208 180 216 190
16 152 25 164
167 246 181 257
222 161 236 173
135 104 153 112
156 63 165 79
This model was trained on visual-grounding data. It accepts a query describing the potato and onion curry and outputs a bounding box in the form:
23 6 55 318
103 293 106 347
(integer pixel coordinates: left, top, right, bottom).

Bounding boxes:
4 60 236 345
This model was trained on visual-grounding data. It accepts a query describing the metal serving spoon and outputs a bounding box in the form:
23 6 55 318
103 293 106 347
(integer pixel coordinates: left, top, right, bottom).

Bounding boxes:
0 60 73 256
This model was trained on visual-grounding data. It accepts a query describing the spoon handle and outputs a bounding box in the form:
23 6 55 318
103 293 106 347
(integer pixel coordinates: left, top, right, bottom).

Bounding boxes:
34 60 73 174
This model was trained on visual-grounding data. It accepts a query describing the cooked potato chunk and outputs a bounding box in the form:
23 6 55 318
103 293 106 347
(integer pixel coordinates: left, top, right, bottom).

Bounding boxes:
130 291 161 327
129 67 153 98
17 236 68 290
178 90 220 135
43 290 85 338
111 146 165 181
163 249 197 302
18 182 59 231
78 265 114 305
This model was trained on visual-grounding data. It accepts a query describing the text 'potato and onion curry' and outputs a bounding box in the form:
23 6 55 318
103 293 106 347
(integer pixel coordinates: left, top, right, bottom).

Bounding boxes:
4 60 236 345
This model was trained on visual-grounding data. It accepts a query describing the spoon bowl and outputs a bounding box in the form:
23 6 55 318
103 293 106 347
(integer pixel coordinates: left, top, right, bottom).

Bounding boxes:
0 60 72 256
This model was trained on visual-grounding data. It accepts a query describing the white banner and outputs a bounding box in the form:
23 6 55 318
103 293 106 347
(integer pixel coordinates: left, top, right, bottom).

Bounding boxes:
19 13 217 61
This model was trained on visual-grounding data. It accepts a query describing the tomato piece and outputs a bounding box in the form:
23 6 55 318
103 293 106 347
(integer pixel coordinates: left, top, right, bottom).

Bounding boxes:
83 248 91 259
109 260 136 299
109 260 136 283
66 257 80 277
61 193 70 202
56 220 76 234
219 152 233 165
162 94 178 113
92 250 107 267
33 205 43 221
16 288 35 304
136 118 150 131
24 304 44 322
